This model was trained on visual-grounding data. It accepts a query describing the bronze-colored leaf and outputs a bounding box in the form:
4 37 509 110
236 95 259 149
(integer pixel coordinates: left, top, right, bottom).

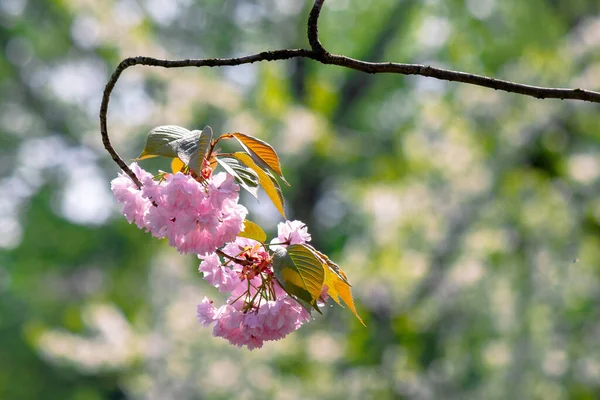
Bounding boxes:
305 243 349 284
323 262 365 326
171 157 185 173
231 132 288 184
233 152 286 218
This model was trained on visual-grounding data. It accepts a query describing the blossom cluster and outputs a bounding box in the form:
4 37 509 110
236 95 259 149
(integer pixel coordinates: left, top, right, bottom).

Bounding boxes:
111 163 247 255
111 163 317 349
197 222 313 350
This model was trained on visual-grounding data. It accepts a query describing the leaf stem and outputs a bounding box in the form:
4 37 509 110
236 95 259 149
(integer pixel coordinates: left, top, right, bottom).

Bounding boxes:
206 134 233 160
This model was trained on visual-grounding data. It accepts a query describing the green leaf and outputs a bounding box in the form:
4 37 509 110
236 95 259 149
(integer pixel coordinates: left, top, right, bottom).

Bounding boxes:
233 152 286 218
231 132 289 185
238 220 267 243
136 125 214 176
137 125 193 160
216 156 259 198
198 126 213 159
186 126 214 174
177 126 213 175
272 244 325 309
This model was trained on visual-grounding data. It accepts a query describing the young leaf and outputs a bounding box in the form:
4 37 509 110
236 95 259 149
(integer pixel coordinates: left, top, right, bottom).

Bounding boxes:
176 126 214 174
216 156 259 198
272 244 325 309
233 152 286 218
238 220 267 243
323 264 365 326
171 157 185 174
186 126 213 174
264 170 285 207
231 132 289 184
198 126 213 158
137 125 193 160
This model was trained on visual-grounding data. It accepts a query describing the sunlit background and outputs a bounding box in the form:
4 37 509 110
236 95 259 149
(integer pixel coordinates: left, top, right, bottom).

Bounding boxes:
1 0 600 398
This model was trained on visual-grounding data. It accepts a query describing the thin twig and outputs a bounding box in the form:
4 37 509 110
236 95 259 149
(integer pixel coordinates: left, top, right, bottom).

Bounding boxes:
216 249 253 266
100 0 600 180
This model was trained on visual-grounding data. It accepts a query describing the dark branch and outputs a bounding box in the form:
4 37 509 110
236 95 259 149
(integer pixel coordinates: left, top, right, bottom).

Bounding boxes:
307 0 327 54
101 0 600 181
216 249 253 266
323 54 600 102
100 50 315 185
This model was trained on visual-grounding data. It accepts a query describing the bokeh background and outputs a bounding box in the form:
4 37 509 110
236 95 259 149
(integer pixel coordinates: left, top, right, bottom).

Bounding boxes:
1 0 600 399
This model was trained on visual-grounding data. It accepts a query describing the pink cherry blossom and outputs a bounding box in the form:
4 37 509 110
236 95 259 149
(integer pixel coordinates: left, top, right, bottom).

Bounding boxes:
221 237 260 259
112 164 247 256
196 239 312 349
199 296 310 350
199 253 240 293
207 172 240 208
197 297 217 327
113 164 320 350
233 296 310 349
270 220 311 248
110 163 155 229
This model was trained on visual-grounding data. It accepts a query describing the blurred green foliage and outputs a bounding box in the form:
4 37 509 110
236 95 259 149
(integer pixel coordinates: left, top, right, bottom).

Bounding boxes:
1 0 600 399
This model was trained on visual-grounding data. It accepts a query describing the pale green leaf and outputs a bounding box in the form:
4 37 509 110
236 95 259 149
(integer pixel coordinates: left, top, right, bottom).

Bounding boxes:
137 125 192 160
181 126 213 174
216 156 259 198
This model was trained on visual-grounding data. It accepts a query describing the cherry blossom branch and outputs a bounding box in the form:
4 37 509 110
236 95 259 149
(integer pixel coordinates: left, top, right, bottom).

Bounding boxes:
100 0 600 184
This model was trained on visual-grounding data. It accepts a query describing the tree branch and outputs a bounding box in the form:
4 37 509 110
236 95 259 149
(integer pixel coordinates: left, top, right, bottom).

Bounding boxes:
307 0 327 54
100 50 315 187
101 0 600 181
